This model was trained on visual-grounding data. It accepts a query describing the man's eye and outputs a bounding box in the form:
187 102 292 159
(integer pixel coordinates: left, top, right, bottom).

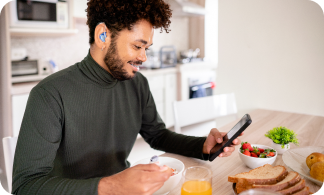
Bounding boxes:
145 48 150 51
135 46 141 50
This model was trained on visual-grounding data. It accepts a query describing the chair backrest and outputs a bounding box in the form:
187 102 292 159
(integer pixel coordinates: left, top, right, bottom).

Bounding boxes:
2 136 18 193
173 93 237 136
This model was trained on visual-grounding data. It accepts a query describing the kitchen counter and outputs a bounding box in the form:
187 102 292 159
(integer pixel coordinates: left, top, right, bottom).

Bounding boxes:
10 61 216 95
140 67 177 77
141 61 217 76
10 68 178 95
176 61 217 72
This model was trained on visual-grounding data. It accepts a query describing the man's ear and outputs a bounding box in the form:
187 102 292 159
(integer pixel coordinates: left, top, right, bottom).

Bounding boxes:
94 23 111 51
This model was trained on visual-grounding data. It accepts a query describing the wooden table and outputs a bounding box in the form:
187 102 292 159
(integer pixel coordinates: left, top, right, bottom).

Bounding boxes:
163 109 324 194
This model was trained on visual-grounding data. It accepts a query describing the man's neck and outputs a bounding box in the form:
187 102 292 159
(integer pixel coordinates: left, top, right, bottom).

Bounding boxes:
89 46 111 73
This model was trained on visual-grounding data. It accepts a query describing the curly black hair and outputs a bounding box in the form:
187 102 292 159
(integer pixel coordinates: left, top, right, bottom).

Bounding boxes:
86 0 172 45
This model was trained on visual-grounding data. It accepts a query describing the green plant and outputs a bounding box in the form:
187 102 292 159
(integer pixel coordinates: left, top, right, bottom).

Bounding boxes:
265 126 299 148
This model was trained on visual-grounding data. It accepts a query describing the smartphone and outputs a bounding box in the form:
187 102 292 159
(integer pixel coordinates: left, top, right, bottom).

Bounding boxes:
208 114 252 161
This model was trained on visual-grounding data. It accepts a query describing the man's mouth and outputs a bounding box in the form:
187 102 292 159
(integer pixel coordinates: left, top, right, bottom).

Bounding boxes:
128 61 142 71
129 62 140 69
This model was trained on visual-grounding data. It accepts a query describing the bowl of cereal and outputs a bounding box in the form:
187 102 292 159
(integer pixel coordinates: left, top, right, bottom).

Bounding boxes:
132 156 184 195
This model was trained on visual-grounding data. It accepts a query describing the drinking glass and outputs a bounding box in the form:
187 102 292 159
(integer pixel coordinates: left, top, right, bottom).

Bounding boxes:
181 166 212 195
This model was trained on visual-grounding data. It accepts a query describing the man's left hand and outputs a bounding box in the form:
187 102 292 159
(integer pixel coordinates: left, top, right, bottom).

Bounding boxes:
202 128 243 157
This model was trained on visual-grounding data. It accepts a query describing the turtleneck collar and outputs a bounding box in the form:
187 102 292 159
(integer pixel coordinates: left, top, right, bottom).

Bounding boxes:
78 50 118 88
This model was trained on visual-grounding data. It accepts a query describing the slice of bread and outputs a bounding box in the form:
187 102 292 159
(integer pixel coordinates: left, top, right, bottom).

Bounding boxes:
236 185 251 194
228 164 288 186
252 171 301 191
277 179 306 195
291 187 310 195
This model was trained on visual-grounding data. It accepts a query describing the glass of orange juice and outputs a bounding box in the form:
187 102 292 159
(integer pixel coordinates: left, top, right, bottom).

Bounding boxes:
181 166 212 195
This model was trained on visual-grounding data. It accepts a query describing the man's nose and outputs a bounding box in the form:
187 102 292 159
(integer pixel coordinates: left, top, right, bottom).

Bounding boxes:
137 49 147 62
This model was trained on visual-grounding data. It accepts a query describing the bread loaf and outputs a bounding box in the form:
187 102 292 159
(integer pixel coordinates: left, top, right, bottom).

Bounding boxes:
229 165 312 195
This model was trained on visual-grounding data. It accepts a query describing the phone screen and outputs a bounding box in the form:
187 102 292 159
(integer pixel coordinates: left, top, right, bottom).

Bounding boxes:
209 114 252 161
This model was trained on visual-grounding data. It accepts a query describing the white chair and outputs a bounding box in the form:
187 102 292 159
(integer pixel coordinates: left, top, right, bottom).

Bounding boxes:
2 137 18 193
173 93 238 136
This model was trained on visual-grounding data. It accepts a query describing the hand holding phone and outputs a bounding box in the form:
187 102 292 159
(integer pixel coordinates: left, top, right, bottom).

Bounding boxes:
208 114 252 161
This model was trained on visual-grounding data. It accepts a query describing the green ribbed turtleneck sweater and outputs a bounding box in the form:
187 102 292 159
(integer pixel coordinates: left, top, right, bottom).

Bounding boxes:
12 52 207 195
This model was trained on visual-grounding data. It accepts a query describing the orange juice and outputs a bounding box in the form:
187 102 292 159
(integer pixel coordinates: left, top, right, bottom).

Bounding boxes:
181 180 212 195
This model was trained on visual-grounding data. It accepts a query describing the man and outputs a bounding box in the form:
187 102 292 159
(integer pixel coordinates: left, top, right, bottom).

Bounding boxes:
12 0 241 194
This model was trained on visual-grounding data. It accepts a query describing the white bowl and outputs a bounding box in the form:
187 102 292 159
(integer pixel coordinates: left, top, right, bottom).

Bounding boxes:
238 144 277 169
132 157 185 195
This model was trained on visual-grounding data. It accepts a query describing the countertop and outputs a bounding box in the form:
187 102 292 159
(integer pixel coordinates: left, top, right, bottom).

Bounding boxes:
11 61 217 95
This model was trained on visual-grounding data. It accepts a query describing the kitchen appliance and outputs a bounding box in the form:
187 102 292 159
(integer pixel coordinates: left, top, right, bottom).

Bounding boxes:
143 46 177 69
179 48 203 64
9 0 69 29
11 60 51 83
159 45 177 69
188 72 216 99
142 50 160 69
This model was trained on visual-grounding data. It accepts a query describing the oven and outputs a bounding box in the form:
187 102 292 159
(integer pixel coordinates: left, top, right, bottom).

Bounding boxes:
189 79 215 99
188 72 216 99
178 67 216 101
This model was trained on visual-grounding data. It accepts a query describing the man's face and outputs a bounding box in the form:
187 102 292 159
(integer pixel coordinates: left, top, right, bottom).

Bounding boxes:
104 20 154 81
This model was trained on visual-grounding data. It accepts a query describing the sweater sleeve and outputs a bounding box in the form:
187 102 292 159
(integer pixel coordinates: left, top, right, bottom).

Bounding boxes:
12 87 101 195
139 81 208 160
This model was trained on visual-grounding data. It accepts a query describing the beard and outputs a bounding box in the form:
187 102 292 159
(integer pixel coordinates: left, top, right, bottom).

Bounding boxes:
103 39 137 81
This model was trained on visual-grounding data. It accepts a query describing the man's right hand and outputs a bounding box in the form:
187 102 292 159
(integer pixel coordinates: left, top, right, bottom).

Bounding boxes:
98 163 173 195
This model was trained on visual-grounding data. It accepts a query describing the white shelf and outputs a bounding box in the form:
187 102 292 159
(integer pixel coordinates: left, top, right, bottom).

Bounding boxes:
11 81 40 95
10 28 79 37
11 74 49 85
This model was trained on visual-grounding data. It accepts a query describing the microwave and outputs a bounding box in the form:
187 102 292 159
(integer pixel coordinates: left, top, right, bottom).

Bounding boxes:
11 60 51 83
9 0 69 29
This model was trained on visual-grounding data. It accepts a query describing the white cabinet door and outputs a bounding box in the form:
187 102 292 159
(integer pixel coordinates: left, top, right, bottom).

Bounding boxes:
12 93 29 137
164 73 177 128
146 75 165 121
73 0 88 19
146 75 164 90
144 73 177 128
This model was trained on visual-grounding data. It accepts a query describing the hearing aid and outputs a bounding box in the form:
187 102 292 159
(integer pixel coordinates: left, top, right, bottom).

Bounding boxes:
99 31 107 42
98 23 107 50
98 22 107 43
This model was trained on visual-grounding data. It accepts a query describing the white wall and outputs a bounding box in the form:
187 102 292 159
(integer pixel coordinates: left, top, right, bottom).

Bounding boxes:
216 0 324 117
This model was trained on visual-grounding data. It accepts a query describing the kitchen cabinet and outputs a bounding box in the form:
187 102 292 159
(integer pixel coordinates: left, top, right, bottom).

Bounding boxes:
11 94 29 137
142 69 177 128
164 73 177 128
10 82 38 137
147 75 165 122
